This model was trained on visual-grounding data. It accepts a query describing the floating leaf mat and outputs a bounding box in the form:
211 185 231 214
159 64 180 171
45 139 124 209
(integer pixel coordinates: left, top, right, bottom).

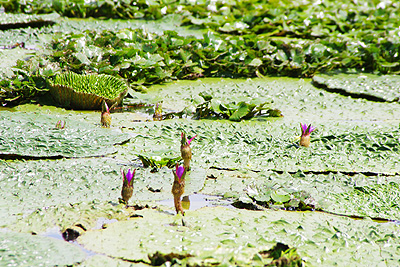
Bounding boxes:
77 207 400 266
0 231 85 266
0 111 129 158
313 73 400 103
123 120 400 175
49 72 128 110
0 13 59 30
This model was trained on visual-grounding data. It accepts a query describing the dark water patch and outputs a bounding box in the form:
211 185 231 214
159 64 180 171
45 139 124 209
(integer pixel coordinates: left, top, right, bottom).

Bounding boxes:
319 210 400 225
42 227 98 258
210 166 399 177
0 20 56 30
232 201 400 225
312 73 400 103
312 78 389 102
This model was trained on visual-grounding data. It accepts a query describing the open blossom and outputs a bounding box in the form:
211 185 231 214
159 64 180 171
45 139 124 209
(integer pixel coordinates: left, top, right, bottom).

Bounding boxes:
180 132 197 171
172 164 186 215
300 123 316 147
121 168 135 205
101 101 111 128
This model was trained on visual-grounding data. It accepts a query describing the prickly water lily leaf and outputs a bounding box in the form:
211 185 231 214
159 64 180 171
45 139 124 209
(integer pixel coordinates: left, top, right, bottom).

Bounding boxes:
194 93 276 121
78 254 133 267
0 13 59 30
313 73 400 102
270 189 291 203
141 77 400 123
121 119 400 174
0 111 129 158
0 232 85 266
220 169 400 220
0 158 124 226
0 155 206 226
238 180 315 211
5 0 400 104
137 153 181 171
49 72 128 109
77 207 400 266
8 201 136 234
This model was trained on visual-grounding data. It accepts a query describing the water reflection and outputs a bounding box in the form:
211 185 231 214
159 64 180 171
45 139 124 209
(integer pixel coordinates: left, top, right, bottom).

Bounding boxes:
158 194 233 211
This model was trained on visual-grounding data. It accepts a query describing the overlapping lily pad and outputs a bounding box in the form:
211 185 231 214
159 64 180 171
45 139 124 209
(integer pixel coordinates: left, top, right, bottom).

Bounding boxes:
0 111 129 158
77 207 400 266
0 231 85 266
122 120 400 174
0 13 59 30
206 169 400 220
194 92 280 121
0 155 206 226
313 73 400 102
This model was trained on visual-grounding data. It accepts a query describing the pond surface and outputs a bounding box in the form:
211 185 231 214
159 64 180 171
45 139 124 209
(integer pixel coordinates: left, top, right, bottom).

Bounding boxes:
1 5 400 266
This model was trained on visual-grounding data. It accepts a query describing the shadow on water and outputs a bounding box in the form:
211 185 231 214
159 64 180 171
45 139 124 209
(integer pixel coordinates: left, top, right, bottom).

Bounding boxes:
42 227 99 259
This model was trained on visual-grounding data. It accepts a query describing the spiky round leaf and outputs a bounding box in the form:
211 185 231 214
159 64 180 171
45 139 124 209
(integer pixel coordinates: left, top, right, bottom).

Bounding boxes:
49 72 128 110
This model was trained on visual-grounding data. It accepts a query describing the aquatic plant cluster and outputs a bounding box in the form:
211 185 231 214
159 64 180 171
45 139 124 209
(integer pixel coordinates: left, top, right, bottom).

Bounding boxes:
2 0 400 105
1 1 400 266
129 132 195 215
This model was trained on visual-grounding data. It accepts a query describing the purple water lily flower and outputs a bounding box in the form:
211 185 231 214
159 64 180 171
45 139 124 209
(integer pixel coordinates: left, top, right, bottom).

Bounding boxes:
301 123 316 136
123 168 135 186
175 164 185 182
56 120 66 129
188 135 196 145
181 132 197 146
121 168 135 205
172 164 186 215
300 123 316 147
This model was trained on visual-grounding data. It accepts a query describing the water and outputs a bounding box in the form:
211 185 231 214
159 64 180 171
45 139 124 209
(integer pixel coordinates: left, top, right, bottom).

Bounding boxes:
42 227 98 258
158 193 233 211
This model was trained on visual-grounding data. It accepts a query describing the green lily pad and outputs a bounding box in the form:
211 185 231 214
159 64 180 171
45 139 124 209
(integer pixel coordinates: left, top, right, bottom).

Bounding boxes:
77 207 400 266
219 169 400 220
0 158 124 226
0 231 85 266
121 119 400 174
0 111 129 158
0 156 206 227
78 254 134 267
313 73 400 102
270 189 291 203
0 13 59 30
193 92 278 121
8 200 136 235
137 153 180 171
